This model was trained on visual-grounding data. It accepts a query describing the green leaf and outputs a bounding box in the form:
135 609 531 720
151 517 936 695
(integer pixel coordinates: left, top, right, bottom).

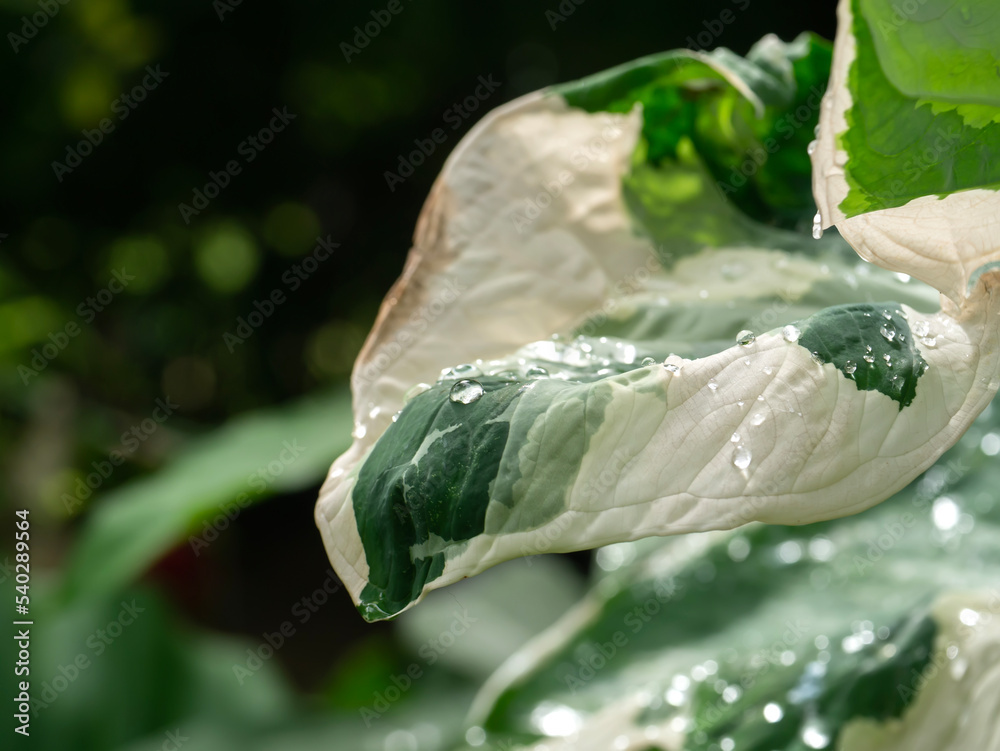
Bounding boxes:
839 0 1000 217
811 0 1000 309
797 302 928 408
62 388 352 605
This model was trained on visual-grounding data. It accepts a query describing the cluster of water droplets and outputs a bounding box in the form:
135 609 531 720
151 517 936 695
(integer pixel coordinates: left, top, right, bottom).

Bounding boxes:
434 334 663 392
912 317 937 348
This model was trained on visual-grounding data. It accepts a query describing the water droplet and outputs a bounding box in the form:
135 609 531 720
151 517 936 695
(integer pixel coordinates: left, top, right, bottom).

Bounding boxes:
663 362 680 373
812 212 823 240
737 399 745 407
883 353 892 367
731 432 740 443
912 320 930 337
737 330 755 347
807 139 817 155
750 412 765 426
844 361 857 375
810 352 824 366
525 365 548 379
708 378 718 392
879 324 896 342
921 336 937 347
450 379 484 404
762 366 774 375
863 353 875 363
638 357 655 368
782 324 801 343
352 423 367 439
733 445 752 470
757 394 764 401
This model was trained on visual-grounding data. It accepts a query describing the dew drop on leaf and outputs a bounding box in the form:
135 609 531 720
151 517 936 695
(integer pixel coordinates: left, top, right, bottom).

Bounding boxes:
640 356 656 367
844 361 857 375
449 379 484 404
736 330 755 347
733 445 752 470
782 324 801 343
812 212 823 240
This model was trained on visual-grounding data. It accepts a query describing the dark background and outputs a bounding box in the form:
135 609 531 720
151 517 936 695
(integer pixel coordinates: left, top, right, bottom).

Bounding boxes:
0 0 838 746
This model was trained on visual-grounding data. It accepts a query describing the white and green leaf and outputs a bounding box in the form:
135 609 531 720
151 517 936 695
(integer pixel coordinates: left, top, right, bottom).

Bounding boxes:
318 22 1000 621
455 399 1000 750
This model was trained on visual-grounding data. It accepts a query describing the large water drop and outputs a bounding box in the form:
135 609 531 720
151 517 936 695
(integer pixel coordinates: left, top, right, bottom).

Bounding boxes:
733 445 752 470
450 379 485 404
